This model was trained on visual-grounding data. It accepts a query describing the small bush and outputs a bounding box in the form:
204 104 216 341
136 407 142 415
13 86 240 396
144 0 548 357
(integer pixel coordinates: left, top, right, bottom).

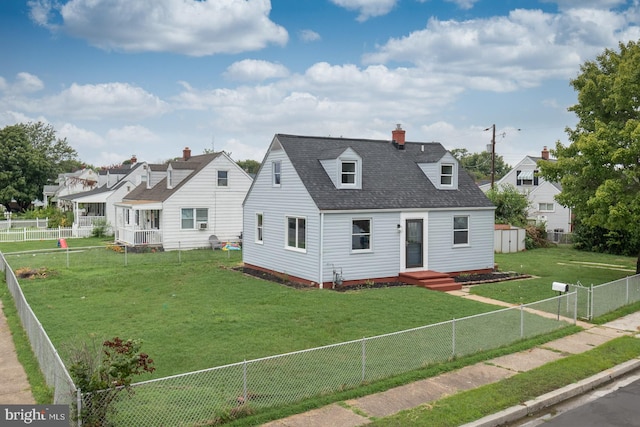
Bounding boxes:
91 219 110 238
525 224 554 249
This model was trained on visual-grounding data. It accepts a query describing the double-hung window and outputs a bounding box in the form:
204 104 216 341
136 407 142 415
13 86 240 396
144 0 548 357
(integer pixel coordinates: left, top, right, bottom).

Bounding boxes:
181 208 208 229
539 202 554 212
273 161 281 187
341 161 356 185
217 170 228 187
256 213 263 243
286 216 306 251
441 164 453 186
453 215 469 246
352 218 371 251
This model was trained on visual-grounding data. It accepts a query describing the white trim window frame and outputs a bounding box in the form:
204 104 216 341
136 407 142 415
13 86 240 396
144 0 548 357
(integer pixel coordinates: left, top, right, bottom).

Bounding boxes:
217 170 229 187
272 161 282 187
256 213 264 244
285 215 306 252
340 160 357 187
351 217 372 252
440 163 454 187
453 215 470 246
181 208 208 230
538 202 554 212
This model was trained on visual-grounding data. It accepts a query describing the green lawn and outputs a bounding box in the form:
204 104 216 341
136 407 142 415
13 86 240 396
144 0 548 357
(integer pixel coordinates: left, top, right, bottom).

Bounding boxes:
473 246 637 304
1 242 501 380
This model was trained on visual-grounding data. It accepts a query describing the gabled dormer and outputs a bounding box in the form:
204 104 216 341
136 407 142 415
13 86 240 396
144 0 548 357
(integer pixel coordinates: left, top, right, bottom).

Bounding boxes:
320 147 362 189
418 152 459 190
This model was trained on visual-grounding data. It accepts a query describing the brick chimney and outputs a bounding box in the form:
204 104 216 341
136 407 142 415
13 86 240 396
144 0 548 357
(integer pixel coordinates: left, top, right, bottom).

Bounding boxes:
392 124 406 149
183 147 191 161
541 146 549 160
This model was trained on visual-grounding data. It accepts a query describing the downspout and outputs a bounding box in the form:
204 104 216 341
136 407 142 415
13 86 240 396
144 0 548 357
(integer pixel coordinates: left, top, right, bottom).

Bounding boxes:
319 212 324 289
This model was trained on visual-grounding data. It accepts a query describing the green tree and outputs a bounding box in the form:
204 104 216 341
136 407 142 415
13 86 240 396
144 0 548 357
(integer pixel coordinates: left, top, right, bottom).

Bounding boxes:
236 159 261 175
0 122 78 212
485 184 529 227
0 125 51 211
538 41 640 273
450 148 510 182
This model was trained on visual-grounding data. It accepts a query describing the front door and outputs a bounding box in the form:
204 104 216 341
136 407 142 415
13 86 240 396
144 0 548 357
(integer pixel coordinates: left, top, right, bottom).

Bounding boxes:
405 219 423 268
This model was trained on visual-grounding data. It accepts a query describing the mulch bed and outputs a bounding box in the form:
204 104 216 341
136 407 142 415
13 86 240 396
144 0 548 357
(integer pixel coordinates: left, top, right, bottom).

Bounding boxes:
235 267 530 291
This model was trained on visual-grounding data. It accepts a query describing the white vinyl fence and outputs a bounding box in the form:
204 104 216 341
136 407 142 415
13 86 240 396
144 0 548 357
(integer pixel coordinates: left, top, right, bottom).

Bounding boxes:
0 226 93 243
0 218 49 230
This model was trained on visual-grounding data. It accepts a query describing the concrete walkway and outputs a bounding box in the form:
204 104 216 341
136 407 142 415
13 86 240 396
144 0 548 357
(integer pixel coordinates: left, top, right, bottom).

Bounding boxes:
263 291 640 427
0 299 35 404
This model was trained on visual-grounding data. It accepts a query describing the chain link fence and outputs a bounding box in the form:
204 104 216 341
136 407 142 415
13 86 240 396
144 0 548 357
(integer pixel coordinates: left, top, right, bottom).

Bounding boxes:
2 247 638 426
0 252 76 405
569 274 640 320
78 293 577 426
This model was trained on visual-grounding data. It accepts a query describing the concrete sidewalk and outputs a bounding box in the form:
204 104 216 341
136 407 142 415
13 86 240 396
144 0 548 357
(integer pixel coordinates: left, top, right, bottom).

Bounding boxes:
263 302 640 427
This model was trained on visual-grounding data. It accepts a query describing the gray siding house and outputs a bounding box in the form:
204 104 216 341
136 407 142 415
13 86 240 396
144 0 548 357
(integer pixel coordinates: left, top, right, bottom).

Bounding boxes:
242 126 496 290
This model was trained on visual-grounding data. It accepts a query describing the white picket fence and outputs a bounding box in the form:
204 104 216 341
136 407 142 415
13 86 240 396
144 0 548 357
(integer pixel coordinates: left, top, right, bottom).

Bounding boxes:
0 226 93 242
0 218 49 230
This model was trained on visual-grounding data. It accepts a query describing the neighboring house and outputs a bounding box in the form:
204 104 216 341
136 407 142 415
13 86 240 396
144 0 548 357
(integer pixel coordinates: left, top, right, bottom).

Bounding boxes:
479 147 572 234
44 168 99 208
242 126 496 291
58 162 148 229
114 148 252 251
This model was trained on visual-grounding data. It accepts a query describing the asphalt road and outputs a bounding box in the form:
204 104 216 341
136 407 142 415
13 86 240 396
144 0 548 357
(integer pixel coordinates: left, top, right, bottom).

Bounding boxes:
516 373 640 427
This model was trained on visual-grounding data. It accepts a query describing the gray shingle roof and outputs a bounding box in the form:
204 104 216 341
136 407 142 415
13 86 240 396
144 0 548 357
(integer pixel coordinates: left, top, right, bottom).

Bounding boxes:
123 152 220 202
276 134 494 210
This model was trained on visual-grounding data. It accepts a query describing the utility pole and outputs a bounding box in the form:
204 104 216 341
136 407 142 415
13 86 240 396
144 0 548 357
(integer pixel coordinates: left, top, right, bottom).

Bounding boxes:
484 124 496 189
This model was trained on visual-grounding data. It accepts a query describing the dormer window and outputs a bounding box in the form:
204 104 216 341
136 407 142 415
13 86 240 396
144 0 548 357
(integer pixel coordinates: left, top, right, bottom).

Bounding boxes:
341 161 356 185
441 164 454 186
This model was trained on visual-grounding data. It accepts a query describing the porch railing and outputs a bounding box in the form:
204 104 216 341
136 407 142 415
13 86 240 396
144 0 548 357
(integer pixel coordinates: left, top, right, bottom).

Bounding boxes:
117 228 163 246
77 216 106 227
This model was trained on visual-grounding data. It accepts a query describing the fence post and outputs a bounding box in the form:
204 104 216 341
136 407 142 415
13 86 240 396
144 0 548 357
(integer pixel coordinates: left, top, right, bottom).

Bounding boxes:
626 277 630 305
589 284 594 320
573 291 578 325
243 360 248 404
361 337 366 382
520 305 524 338
451 318 456 358
76 387 82 427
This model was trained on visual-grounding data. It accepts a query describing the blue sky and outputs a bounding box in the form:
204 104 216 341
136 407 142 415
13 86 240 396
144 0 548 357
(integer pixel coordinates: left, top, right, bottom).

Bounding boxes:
1 0 639 168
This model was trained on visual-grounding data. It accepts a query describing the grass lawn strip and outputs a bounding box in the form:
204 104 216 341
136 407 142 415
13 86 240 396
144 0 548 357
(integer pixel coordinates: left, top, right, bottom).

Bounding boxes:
369 336 640 427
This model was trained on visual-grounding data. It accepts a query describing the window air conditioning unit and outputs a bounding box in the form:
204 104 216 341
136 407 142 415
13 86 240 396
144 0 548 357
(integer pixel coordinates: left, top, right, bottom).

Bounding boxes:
199 222 208 230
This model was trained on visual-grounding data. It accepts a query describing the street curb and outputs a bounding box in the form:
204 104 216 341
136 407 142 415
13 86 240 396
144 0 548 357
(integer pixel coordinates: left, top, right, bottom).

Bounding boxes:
461 358 640 427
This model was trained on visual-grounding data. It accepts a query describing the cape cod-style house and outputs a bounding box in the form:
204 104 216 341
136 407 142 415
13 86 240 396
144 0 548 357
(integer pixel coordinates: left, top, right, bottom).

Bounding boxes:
242 126 496 291
480 147 572 236
114 148 252 250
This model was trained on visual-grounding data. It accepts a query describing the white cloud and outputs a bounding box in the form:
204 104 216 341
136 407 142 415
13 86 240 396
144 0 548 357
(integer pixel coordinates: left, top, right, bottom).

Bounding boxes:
361 7 635 91
0 72 44 95
330 0 398 21
444 0 480 10
27 82 170 120
224 59 290 82
28 0 288 56
299 29 321 42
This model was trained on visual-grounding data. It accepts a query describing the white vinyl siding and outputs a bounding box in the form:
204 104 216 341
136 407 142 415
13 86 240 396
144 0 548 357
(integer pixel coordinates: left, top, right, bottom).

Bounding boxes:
243 147 319 282
321 212 400 284
160 154 251 250
427 209 494 273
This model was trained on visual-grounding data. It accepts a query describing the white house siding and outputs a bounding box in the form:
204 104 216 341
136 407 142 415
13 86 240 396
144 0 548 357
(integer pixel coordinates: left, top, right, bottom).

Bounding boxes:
243 148 321 284
321 212 401 284
527 182 572 232
161 155 251 250
426 209 495 273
